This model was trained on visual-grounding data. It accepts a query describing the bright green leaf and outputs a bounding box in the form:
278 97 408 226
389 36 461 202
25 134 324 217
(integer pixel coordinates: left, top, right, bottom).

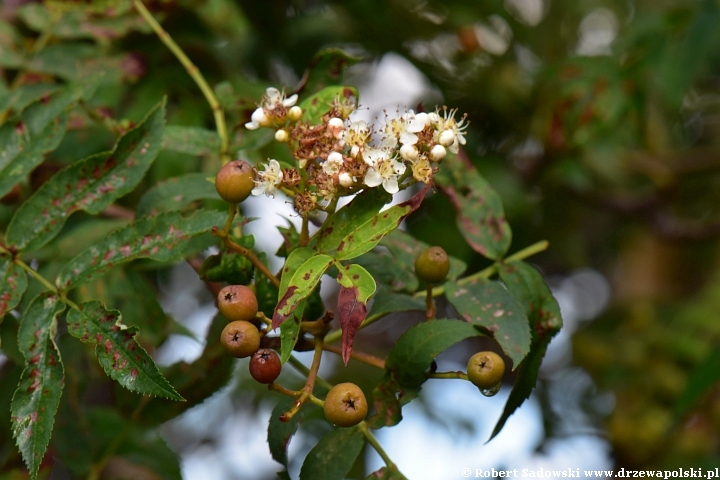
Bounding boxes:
6 99 166 252
445 279 531 368
66 301 183 401
299 427 365 480
56 209 225 290
136 172 220 217
298 85 359 125
10 293 65 480
275 247 315 361
272 253 333 329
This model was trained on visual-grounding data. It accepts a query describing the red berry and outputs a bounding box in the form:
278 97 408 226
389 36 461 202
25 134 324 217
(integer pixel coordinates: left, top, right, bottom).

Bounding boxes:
249 349 282 384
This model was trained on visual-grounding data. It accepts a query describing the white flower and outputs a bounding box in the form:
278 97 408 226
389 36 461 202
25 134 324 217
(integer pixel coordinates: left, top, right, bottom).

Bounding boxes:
344 121 371 157
252 159 284 197
430 107 468 154
381 110 431 149
244 87 298 130
362 147 406 194
322 151 344 176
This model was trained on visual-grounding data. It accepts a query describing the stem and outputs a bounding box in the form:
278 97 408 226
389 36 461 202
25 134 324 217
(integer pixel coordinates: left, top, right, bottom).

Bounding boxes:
299 215 309 247
287 355 334 391
322 344 386 369
14 258 57 293
413 239 549 299
133 0 231 164
215 230 281 288
358 422 398 471
424 284 435 321
323 311 388 345
429 371 469 380
281 337 324 421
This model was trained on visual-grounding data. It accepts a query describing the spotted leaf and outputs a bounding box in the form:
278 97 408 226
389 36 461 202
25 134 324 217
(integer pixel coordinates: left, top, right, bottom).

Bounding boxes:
335 263 376 364
0 253 28 320
66 301 183 401
5 98 165 252
272 253 333 329
10 293 65 480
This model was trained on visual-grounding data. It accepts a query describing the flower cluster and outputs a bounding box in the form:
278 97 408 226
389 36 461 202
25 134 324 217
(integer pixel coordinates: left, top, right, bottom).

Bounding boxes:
246 87 467 215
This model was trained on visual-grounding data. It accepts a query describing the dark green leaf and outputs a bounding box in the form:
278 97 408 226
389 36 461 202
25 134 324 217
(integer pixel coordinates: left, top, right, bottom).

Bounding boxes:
10 293 65 480
445 279 531 367
334 184 430 261
25 43 125 83
298 85 359 125
381 230 467 283
674 346 720 419
56 209 225 290
279 303 305 364
367 465 410 480
435 157 512 260
299 48 363 95
272 253 333 329
6 99 166 252
313 187 390 252
0 84 59 116
198 250 254 286
136 172 219 217
161 125 219 156
367 285 426 318
268 395 320 468
354 249 418 293
386 319 483 388
299 427 365 480
0 254 27 319
366 375 418 429
66 301 183 400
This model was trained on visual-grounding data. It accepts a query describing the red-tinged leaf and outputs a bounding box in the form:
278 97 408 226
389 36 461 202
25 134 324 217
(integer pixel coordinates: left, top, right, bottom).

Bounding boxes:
313 187 391 252
333 183 431 261
10 293 65 480
56 209 226 291
445 279 531 368
66 301 183 401
489 261 562 440
275 247 315 359
1 254 28 319
335 264 376 364
367 465 410 479
272 253 333 329
298 427 365 480
5 98 165 252
435 156 512 260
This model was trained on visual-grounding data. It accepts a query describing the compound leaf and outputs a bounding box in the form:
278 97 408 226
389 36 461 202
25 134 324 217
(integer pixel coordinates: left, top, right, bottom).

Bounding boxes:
299 427 365 480
66 301 183 401
6 98 165 252
10 293 65 480
445 279 531 368
56 209 226 290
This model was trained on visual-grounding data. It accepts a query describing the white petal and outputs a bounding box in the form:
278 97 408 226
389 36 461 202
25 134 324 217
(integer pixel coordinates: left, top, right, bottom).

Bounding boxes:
245 122 259 130
382 177 399 194
439 129 456 147
399 131 419 146
282 94 298 107
364 168 383 187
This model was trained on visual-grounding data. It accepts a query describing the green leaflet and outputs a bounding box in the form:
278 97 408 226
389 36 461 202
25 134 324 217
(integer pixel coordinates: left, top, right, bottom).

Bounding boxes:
489 260 563 439
66 301 183 401
333 183 430 261
445 279 531 368
56 209 226 291
313 187 390 252
10 293 65 480
435 157 512 260
272 252 333 329
136 172 220 217
161 125 219 156
276 247 315 361
367 285 426 318
299 427 365 480
0 254 27 319
5 98 166 252
298 85 359 125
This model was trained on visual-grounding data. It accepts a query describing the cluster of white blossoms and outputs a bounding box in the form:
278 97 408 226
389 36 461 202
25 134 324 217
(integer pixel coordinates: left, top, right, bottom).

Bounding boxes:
245 87 467 213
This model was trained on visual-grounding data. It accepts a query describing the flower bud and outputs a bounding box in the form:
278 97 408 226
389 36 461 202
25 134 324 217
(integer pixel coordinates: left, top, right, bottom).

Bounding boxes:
400 144 419 161
438 129 456 147
288 106 303 121
339 172 354 188
275 129 289 142
429 144 447 161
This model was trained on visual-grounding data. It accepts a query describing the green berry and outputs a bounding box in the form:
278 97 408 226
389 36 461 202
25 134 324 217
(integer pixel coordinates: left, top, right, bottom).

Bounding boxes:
467 351 505 389
215 160 255 203
414 246 450 284
324 382 368 427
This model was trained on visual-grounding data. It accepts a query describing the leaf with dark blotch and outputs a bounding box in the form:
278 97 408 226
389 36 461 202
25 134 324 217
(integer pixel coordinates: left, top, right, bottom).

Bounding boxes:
366 374 418 429
56 209 226 290
299 427 365 480
298 85 359 126
10 293 65 480
66 301 183 401
279 303 305 364
386 319 483 388
0 114 67 200
435 156 512 260
334 183 431 261
445 279 531 368
274 247 314 356
0 254 28 319
161 125 219 157
367 285 425 318
268 395 320 468
135 172 219 217
272 253 333 329
6 98 165 252
313 187 390 252
336 263 376 364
